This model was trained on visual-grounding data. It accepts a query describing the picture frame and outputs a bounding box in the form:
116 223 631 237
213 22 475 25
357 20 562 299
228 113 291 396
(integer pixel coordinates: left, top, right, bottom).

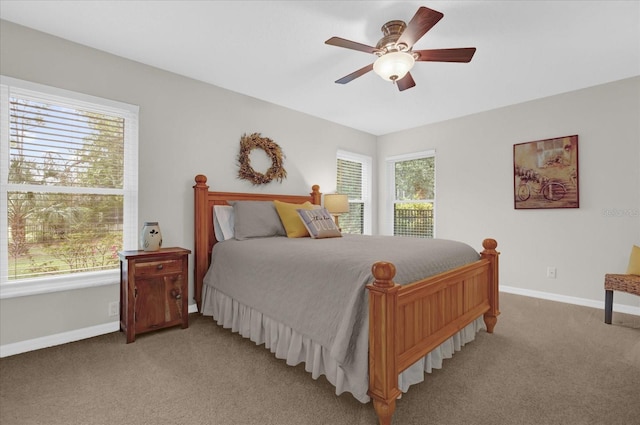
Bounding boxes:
514 135 579 209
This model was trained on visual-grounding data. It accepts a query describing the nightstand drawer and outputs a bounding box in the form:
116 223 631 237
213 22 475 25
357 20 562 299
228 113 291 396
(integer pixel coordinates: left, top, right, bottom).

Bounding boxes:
134 259 183 276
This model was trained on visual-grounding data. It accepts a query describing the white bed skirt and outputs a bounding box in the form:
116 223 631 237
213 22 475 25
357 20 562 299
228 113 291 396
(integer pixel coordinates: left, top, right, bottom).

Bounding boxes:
202 287 485 403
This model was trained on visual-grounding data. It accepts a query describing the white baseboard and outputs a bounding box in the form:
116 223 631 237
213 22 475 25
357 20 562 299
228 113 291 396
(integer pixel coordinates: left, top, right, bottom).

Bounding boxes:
2 293 636 359
0 303 200 358
501 285 640 316
0 321 120 358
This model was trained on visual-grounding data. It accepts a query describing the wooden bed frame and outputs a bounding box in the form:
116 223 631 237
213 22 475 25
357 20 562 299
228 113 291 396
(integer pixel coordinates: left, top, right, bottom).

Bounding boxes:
193 174 500 425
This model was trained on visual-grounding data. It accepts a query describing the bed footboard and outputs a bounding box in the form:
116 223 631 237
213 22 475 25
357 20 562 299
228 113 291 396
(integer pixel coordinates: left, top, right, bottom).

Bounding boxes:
367 239 499 425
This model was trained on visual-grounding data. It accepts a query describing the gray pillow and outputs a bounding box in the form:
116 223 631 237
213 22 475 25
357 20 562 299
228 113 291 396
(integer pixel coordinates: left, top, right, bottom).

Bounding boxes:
297 207 342 239
228 201 286 240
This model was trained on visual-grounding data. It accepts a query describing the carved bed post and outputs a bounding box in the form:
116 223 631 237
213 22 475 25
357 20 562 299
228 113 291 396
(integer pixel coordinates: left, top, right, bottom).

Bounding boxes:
193 174 210 311
480 238 500 333
367 261 402 425
310 184 322 205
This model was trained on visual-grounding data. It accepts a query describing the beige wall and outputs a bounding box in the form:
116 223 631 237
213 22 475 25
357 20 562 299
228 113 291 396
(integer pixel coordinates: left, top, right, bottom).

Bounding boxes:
378 76 640 308
0 20 377 349
1 19 638 354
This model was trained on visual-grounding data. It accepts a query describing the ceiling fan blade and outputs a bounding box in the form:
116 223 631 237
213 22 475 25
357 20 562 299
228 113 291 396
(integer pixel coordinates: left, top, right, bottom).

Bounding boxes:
335 63 374 84
414 48 477 63
396 73 416 91
396 7 444 49
325 37 377 54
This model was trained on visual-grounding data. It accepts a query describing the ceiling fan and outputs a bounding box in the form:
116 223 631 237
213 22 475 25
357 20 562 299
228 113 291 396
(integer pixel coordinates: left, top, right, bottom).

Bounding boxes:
325 6 476 91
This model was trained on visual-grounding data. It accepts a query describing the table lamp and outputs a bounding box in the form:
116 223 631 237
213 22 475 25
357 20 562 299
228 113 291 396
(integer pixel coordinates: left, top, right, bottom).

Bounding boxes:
323 194 349 231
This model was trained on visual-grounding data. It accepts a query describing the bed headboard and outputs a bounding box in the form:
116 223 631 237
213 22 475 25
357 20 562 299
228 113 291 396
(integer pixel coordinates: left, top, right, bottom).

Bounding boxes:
193 174 322 310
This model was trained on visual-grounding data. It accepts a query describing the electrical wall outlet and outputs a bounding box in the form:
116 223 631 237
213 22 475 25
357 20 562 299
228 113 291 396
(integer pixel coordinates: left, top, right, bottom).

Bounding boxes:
108 301 120 317
546 267 557 279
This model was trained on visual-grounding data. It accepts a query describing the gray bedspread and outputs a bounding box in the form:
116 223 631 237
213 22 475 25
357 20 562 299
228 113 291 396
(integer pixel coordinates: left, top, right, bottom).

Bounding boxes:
202 234 480 369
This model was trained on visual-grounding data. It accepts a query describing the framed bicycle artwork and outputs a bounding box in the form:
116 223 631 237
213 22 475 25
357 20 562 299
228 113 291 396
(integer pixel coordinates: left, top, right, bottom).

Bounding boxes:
514 135 579 209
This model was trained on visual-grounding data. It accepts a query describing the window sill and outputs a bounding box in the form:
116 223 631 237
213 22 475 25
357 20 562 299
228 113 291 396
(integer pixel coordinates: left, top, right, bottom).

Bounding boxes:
0 269 120 299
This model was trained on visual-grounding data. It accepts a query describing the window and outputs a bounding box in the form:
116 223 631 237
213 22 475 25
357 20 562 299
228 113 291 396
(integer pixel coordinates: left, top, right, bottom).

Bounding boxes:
387 151 435 238
1 76 138 297
336 150 372 234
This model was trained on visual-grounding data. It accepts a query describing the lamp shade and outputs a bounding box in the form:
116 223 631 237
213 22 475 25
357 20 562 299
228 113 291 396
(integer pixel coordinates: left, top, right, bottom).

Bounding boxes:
373 51 415 82
324 194 349 214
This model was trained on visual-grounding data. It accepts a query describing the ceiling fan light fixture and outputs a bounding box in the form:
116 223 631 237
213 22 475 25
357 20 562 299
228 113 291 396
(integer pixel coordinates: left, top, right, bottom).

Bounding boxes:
373 51 415 82
326 6 475 91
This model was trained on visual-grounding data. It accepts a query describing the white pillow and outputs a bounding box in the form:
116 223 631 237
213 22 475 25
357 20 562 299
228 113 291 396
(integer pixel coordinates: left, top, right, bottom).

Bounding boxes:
213 205 235 241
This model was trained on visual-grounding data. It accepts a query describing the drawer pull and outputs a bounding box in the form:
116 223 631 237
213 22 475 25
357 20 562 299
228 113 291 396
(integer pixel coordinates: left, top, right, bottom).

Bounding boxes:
157 264 163 270
175 293 182 299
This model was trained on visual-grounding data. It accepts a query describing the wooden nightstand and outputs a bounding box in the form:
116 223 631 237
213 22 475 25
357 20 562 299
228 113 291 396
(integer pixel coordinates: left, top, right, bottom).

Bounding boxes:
118 247 191 343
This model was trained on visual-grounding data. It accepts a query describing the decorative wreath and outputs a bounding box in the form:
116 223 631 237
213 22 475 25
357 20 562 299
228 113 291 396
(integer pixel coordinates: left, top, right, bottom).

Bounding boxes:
237 132 287 185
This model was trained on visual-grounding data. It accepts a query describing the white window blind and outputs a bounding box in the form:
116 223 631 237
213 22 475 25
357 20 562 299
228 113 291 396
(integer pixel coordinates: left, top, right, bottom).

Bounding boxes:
336 150 372 234
1 76 138 297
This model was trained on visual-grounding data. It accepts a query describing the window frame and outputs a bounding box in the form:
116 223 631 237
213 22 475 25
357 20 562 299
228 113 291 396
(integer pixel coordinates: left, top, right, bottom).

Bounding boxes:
336 149 372 235
0 76 139 298
386 150 436 237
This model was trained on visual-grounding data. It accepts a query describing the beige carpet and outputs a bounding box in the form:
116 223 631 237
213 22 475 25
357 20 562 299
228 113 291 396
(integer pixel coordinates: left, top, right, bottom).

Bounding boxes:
1 293 639 425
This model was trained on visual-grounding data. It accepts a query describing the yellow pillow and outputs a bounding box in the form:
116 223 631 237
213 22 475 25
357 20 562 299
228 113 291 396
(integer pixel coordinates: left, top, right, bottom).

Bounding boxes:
627 245 640 275
273 200 314 238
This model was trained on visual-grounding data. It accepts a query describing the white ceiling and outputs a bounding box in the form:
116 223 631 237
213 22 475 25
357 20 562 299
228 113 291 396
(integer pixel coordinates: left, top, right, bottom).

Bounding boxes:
1 1 639 136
